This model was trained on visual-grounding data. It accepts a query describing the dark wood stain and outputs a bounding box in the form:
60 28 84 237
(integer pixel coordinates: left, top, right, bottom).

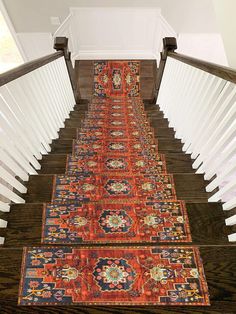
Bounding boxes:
165 153 195 173
39 154 67 174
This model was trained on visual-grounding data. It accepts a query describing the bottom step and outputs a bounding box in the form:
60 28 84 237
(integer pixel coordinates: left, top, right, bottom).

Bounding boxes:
0 246 236 312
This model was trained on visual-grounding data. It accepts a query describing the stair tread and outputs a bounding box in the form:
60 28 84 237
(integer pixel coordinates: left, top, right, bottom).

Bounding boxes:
39 152 195 174
22 173 210 203
58 126 176 140
50 138 184 154
76 60 156 101
0 202 232 247
0 246 236 312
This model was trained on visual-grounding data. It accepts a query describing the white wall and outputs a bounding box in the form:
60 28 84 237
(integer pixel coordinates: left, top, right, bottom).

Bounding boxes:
17 33 54 61
72 7 159 60
2 0 231 65
212 0 236 69
63 7 176 60
177 33 228 66
3 0 218 33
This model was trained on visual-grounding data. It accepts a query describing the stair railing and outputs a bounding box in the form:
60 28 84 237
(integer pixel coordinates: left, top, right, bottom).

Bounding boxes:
157 37 236 242
0 42 76 243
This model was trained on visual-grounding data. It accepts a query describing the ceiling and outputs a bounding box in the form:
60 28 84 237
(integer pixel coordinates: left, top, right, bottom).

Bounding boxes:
3 0 219 34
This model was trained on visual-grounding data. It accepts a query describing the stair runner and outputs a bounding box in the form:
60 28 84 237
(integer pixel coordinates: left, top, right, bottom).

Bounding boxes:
18 61 210 306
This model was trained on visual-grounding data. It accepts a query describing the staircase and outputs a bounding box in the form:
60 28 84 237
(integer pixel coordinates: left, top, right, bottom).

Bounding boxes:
0 58 236 313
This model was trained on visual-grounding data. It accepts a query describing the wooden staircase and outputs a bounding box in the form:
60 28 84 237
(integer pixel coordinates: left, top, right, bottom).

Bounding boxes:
0 60 236 313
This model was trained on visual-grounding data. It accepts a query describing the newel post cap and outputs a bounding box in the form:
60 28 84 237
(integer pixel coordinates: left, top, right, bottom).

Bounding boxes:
54 37 70 59
54 37 68 50
163 37 177 51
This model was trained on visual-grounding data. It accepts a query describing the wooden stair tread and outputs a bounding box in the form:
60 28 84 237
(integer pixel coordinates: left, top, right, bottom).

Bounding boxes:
58 126 176 140
0 203 233 247
50 138 184 154
39 152 195 174
76 60 156 102
0 246 236 313
21 173 209 204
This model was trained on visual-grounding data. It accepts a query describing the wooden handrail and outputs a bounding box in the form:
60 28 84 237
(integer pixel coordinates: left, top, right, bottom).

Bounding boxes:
168 51 236 84
0 51 63 87
155 37 236 101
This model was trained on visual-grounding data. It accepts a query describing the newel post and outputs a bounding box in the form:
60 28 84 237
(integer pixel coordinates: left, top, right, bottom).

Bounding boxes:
153 37 177 103
54 37 80 103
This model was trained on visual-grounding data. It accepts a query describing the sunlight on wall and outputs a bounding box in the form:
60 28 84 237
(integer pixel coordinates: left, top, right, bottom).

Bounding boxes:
0 10 23 73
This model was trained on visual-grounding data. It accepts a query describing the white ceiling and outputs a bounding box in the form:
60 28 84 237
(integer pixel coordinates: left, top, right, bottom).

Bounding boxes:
3 0 218 34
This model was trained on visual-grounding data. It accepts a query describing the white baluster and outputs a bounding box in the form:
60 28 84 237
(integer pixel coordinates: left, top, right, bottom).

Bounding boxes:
192 82 234 170
0 95 42 160
0 182 25 203
0 86 48 155
228 233 236 242
225 215 236 226
0 165 27 193
6 83 51 152
208 180 236 202
223 197 236 211
19 73 58 140
0 149 28 182
35 67 62 132
0 111 41 170
206 162 236 192
188 78 225 159
0 135 37 175
0 219 7 228
0 201 10 212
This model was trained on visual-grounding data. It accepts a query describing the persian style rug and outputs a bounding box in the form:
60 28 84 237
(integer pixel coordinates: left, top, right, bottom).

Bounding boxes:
94 61 140 97
72 139 159 158
18 246 209 306
66 153 167 175
19 61 210 307
42 201 191 244
51 174 176 203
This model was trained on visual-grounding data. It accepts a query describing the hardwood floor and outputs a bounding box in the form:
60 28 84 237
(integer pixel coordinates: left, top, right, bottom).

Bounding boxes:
0 61 236 313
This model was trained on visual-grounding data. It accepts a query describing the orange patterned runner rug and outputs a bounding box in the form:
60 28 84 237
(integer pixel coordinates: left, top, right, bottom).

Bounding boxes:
19 246 209 306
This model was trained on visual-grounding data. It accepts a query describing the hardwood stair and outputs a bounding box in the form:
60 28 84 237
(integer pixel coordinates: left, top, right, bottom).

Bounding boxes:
1 246 236 313
0 60 236 313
